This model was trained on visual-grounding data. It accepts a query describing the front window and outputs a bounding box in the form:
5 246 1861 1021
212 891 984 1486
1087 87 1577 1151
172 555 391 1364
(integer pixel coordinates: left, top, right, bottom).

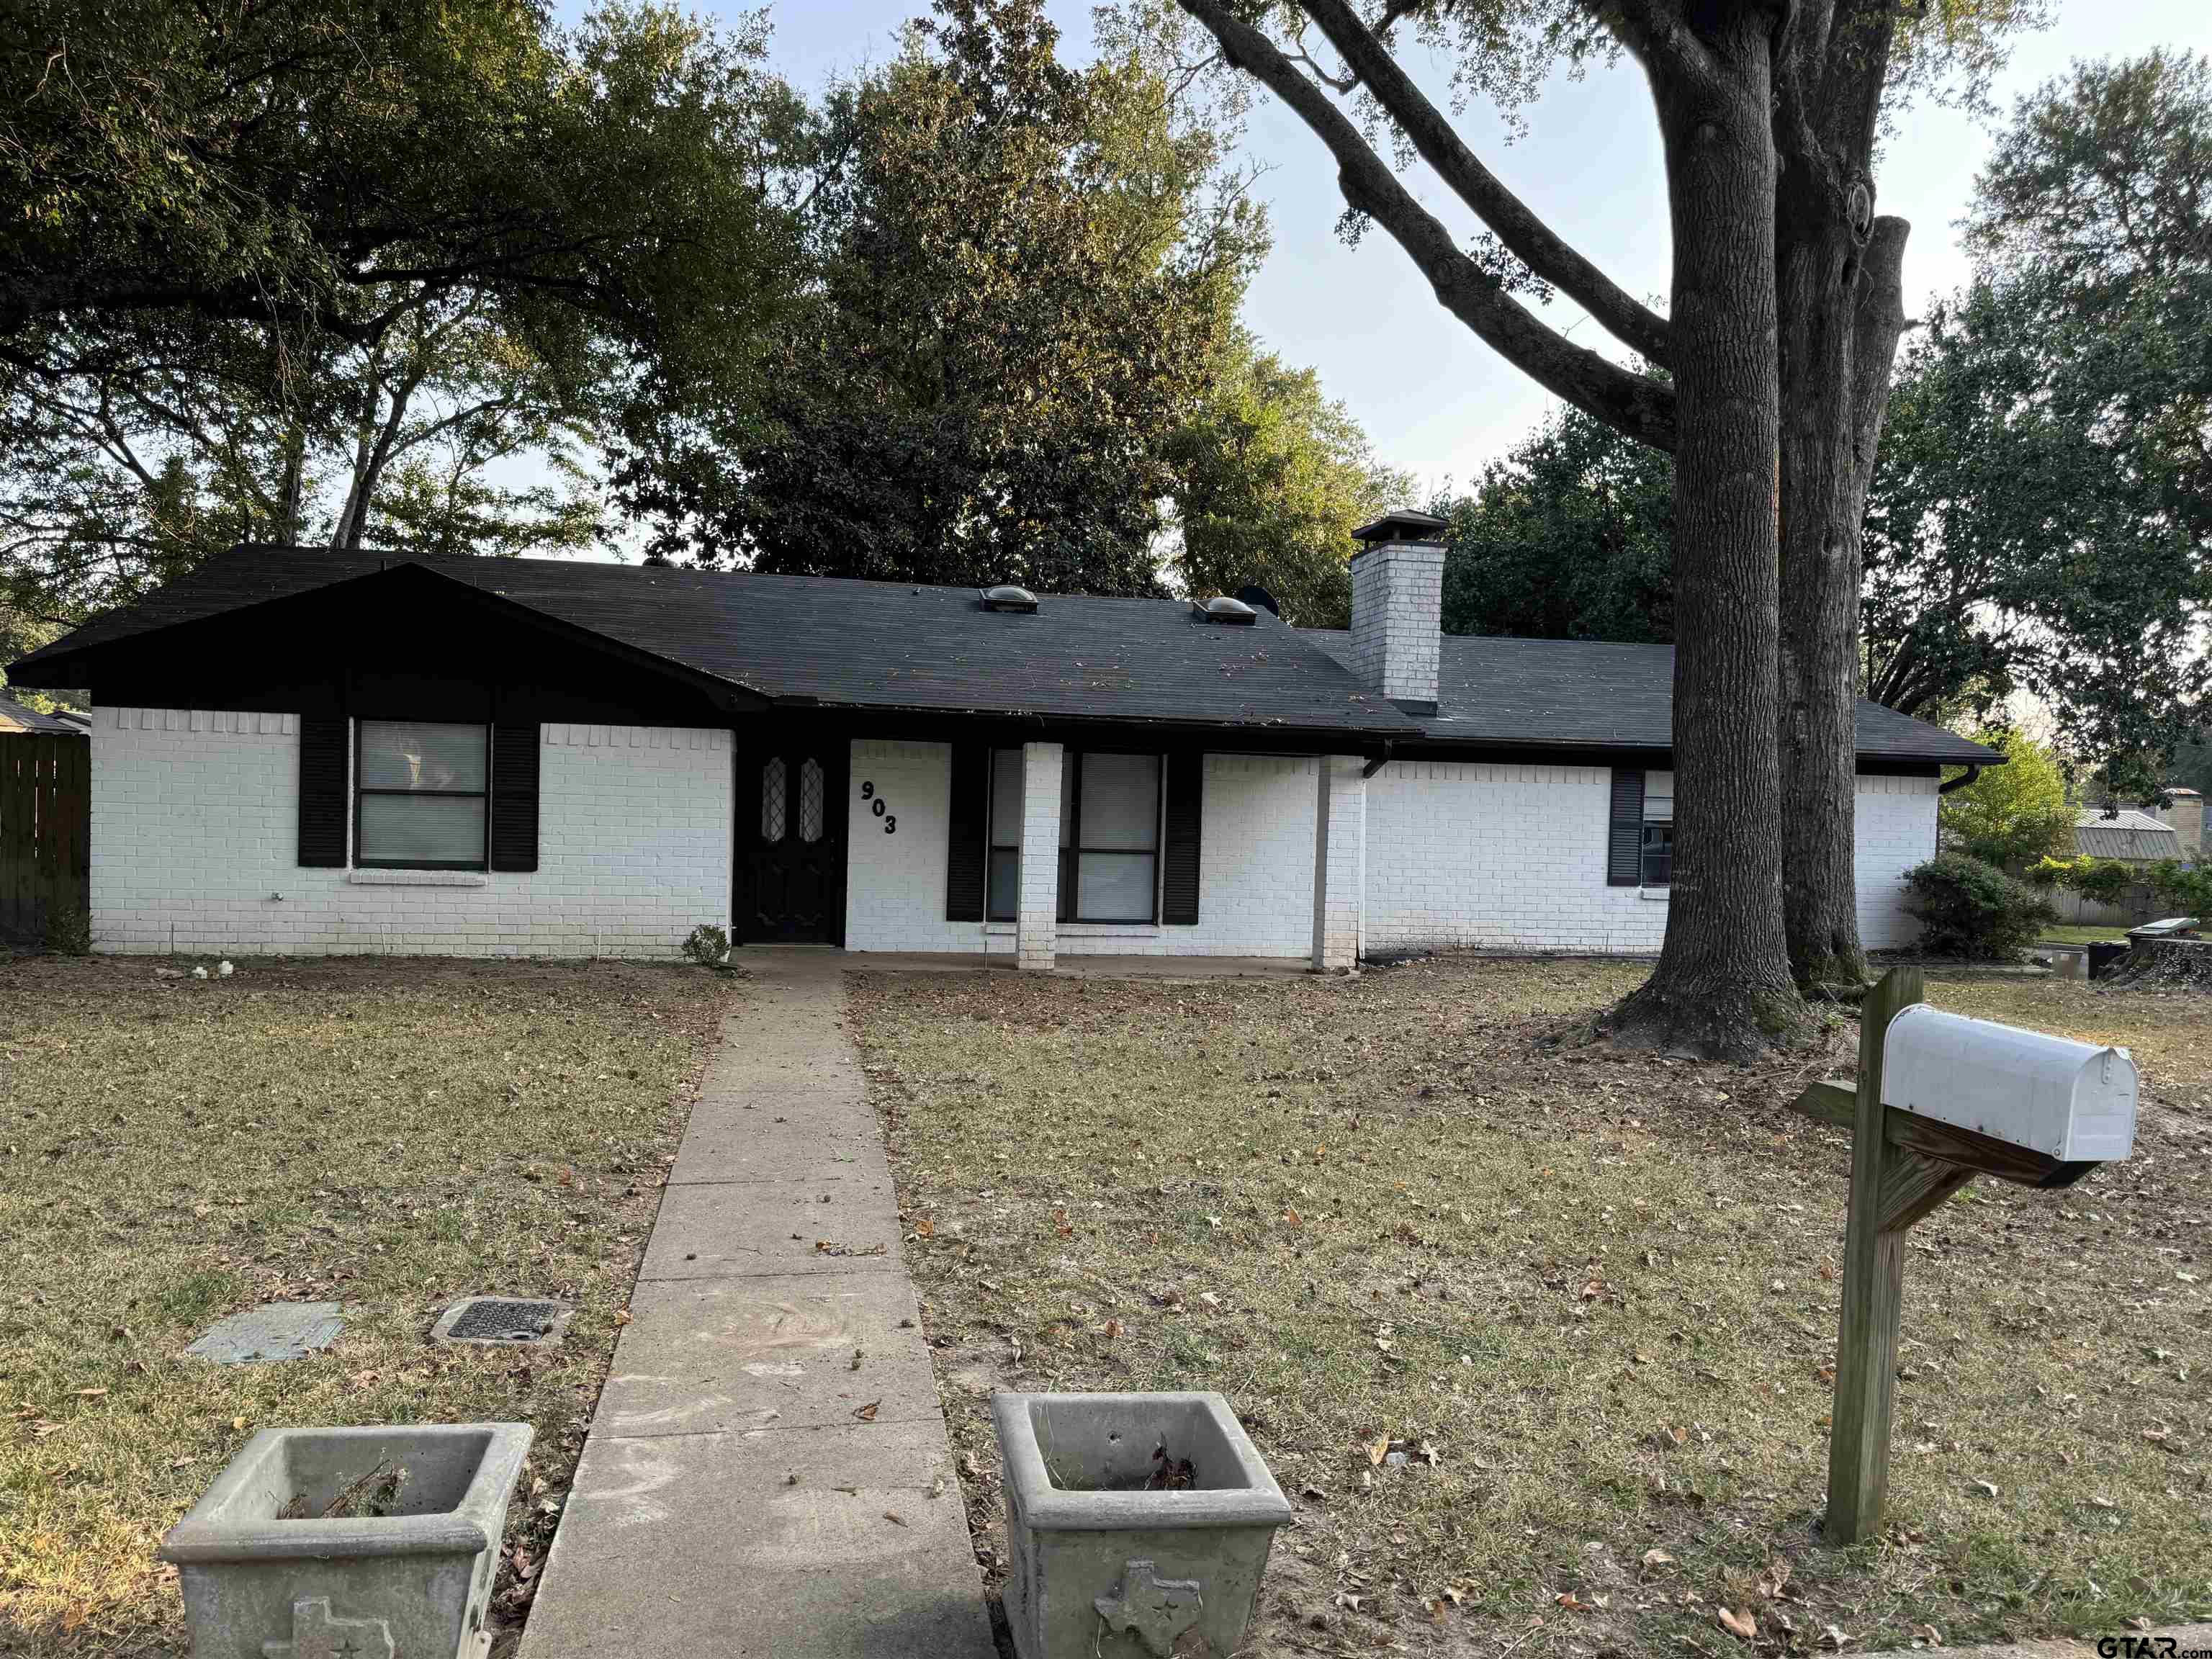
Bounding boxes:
355 720 488 870
1640 784 1673 886
986 749 1161 922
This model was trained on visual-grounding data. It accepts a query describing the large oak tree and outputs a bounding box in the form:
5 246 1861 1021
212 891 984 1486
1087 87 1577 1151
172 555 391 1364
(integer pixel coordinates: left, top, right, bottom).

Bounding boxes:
1165 0 2036 1048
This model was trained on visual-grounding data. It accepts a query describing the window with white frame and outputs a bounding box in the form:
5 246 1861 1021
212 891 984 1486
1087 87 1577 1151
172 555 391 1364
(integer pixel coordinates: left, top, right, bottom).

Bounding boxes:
1640 773 1673 887
986 749 1161 922
355 720 489 870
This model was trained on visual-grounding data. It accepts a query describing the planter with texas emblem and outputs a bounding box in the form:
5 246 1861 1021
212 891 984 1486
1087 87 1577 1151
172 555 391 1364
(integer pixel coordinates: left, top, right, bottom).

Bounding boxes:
159 1422 531 1659
991 1391 1292 1659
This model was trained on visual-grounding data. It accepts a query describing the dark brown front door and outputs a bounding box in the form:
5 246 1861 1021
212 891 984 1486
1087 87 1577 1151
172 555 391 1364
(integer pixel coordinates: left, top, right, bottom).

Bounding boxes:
736 745 847 943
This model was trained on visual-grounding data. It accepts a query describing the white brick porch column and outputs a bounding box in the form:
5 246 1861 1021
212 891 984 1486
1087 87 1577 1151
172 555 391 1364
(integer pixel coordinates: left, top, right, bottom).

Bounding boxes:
1310 755 1366 971
1017 741 1064 971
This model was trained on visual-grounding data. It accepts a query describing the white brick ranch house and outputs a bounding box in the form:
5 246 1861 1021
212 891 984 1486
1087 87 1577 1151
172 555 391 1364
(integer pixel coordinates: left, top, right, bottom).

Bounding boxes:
6 513 1996 968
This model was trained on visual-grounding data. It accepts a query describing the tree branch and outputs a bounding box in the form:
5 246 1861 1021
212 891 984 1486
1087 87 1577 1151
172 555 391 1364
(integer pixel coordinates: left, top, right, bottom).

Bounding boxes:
1176 0 1677 453
1294 0 1672 367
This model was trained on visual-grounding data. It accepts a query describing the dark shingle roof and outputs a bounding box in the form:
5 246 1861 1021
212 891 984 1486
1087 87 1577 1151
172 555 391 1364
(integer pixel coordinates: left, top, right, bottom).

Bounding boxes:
0 695 86 734
1303 631 2001 765
8 547 2005 763
9 547 1419 738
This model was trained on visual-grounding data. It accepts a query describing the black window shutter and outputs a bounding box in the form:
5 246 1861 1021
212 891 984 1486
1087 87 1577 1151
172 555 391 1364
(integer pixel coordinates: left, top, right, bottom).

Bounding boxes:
490 722 541 873
945 743 986 921
1606 768 1645 886
1161 750 1203 925
297 718 349 867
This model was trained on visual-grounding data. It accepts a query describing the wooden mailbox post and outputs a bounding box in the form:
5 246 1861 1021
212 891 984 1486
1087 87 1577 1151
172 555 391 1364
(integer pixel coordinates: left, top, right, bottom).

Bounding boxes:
1789 967 2139 1542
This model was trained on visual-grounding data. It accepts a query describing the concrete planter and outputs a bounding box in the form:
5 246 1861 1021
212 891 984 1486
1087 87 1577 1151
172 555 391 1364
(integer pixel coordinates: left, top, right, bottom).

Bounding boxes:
160 1422 531 1659
992 1391 1292 1659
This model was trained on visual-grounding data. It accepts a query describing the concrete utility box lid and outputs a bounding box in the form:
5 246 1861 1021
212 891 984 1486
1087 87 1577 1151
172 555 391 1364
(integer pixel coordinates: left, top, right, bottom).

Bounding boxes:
1881 1005 2136 1162
186 1302 344 1364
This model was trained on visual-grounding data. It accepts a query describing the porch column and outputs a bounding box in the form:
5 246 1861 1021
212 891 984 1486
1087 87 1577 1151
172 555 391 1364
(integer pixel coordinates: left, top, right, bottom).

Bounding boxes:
1017 741 1064 971
1310 755 1367 971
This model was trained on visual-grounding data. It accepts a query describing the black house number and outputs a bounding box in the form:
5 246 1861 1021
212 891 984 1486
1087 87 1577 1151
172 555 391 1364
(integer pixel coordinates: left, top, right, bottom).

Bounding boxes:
860 780 896 835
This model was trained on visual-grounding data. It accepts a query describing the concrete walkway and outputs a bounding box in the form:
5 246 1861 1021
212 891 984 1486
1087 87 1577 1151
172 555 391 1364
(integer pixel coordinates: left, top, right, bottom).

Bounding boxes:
518 950 994 1659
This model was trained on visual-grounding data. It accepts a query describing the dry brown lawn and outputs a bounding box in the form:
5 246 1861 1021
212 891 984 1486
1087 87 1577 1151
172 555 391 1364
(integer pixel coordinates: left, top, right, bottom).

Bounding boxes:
852 958 2212 1659
0 954 731 1656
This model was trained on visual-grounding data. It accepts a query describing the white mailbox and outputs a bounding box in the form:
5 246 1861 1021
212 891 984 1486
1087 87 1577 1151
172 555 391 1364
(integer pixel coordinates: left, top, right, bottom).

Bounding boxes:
1881 1005 2137 1161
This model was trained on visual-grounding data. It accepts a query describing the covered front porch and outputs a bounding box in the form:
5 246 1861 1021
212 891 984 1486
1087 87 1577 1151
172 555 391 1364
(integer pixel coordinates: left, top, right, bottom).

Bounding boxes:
816 733 1377 973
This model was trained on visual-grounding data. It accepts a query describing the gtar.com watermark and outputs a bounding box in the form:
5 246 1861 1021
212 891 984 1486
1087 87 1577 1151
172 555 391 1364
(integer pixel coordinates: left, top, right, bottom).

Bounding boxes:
2097 1638 2210 1659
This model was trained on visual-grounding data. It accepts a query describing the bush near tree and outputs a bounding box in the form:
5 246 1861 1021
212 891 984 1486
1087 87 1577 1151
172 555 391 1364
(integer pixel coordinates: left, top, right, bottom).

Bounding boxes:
1904 853 2058 961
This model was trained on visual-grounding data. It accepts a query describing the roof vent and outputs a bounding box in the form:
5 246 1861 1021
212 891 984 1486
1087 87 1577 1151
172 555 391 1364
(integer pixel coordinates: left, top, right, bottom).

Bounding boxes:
980 584 1038 613
1195 595 1258 625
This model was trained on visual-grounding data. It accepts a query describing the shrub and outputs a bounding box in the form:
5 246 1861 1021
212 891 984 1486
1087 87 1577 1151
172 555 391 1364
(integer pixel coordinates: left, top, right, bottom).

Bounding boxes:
2072 857 2139 904
1903 853 2057 961
2148 859 2212 915
680 922 731 967
41 904 91 956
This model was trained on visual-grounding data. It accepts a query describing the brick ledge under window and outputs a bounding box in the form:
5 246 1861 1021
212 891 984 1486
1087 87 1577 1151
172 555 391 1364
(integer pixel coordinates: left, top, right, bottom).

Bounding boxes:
983 921 1159 937
348 869 490 888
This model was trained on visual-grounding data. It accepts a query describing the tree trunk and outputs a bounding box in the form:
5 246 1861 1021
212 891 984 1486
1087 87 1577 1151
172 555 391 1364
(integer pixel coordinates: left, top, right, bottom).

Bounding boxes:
1776 189 1870 993
1607 8 1807 1059
1776 199 1912 993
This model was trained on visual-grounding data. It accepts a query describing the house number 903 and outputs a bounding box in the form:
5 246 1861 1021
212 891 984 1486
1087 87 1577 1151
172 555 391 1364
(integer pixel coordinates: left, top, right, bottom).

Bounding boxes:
860 780 896 835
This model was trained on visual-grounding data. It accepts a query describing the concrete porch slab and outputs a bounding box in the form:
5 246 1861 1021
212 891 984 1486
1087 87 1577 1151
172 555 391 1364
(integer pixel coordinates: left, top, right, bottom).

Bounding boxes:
840 948 1313 980
638 1179 902 1283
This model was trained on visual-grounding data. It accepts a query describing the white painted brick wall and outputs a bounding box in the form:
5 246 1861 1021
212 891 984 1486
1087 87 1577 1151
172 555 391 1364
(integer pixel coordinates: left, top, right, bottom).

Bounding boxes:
1362 762 1935 955
842 740 1319 958
89 707 732 957
1310 757 1366 969
1016 742 1063 971
1853 773 1938 950
1349 542 1444 706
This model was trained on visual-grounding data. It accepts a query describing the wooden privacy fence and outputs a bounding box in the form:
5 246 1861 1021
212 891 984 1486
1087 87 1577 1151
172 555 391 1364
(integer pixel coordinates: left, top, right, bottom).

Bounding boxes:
0 733 90 943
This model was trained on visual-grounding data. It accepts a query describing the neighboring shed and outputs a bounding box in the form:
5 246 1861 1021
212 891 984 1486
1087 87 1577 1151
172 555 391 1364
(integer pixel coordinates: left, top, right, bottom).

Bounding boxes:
2074 808 2182 863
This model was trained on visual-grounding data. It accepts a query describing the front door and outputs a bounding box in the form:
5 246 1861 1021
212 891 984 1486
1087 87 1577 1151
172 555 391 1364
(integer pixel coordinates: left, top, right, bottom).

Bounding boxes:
737 745 848 943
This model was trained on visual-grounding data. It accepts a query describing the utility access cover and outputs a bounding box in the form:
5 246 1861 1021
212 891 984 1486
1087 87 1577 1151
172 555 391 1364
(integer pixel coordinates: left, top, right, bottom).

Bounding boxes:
186 1302 345 1365
433 1296 572 1347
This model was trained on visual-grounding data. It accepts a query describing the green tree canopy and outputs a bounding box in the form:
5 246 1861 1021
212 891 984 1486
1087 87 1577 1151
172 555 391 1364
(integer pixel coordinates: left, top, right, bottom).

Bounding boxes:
1938 729 2076 870
621 0 1267 595
1 0 800 631
1166 328 1411 626
1432 406 1673 644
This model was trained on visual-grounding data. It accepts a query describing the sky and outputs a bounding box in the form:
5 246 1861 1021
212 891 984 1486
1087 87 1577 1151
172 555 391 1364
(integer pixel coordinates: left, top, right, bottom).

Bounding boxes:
711 0 2212 497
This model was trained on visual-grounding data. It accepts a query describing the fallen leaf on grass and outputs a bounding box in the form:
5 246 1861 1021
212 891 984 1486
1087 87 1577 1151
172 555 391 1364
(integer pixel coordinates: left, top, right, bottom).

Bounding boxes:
1969 1478 1999 1499
613 1308 632 1328
1640 1549 1676 1572
1718 1607 1758 1642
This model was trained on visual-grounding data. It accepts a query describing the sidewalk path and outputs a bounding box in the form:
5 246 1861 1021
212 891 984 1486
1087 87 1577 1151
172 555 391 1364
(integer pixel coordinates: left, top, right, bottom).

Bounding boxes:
518 950 994 1659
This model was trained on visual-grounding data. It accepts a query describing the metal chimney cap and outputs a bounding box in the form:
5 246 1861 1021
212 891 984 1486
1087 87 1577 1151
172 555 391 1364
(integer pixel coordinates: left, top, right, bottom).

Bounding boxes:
1350 509 1449 544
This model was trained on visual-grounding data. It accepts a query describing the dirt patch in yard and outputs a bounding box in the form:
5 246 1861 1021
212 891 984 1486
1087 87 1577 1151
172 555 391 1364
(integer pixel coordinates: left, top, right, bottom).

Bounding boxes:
0 953 733 1656
852 957 2211 1659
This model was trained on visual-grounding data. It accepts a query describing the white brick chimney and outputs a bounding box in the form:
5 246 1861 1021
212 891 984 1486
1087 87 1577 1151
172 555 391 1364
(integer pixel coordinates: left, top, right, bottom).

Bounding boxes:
1348 510 1447 713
